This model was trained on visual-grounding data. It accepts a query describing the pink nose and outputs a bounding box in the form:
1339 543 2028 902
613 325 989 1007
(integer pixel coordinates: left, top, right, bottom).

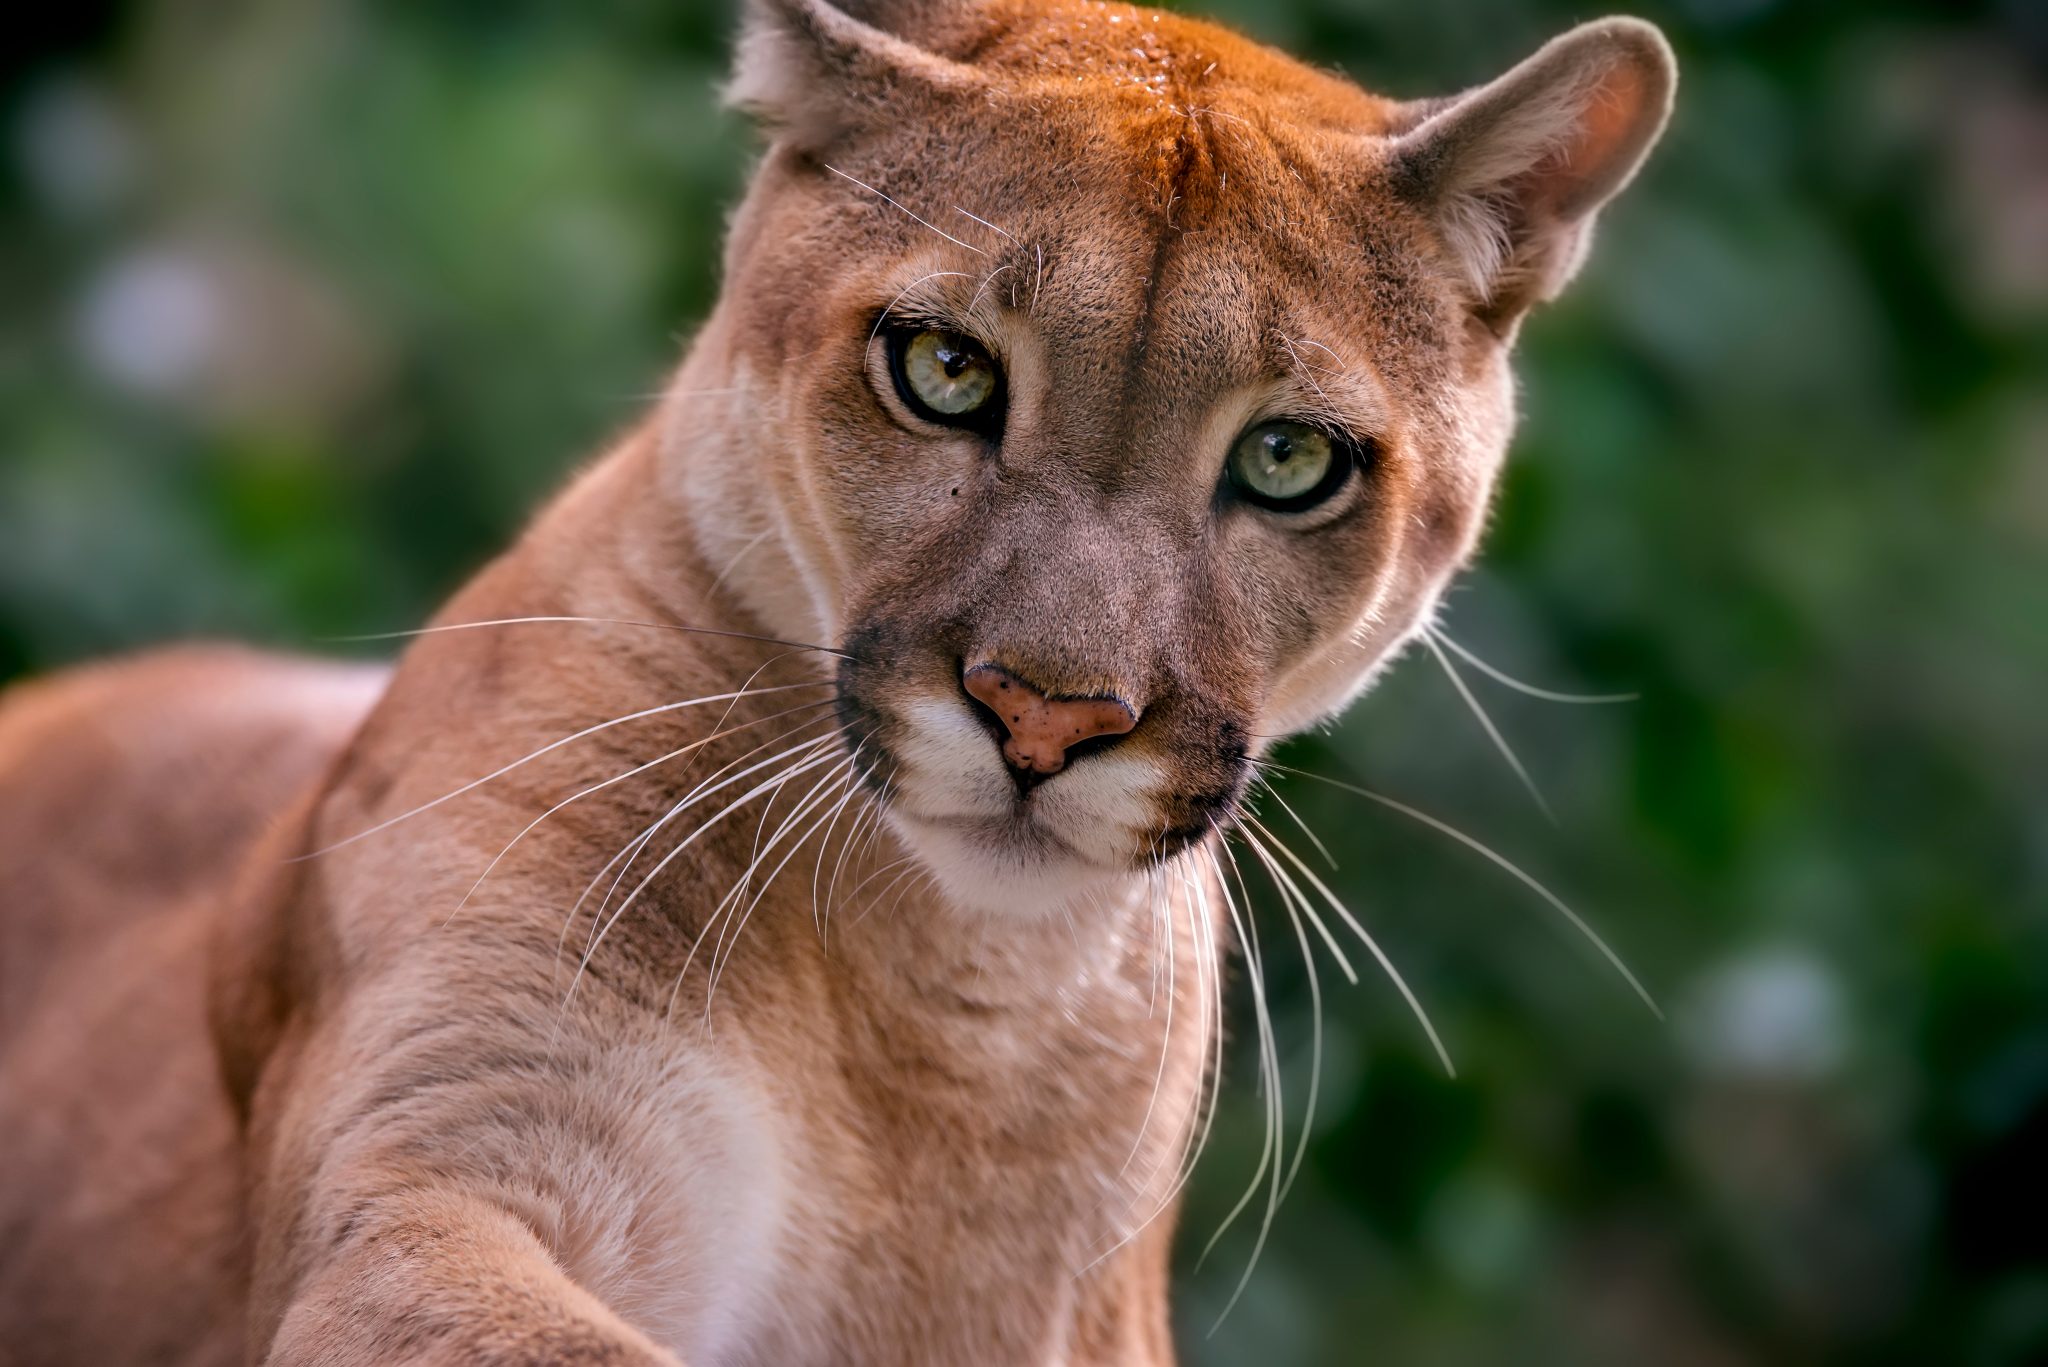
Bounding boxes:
962 664 1138 776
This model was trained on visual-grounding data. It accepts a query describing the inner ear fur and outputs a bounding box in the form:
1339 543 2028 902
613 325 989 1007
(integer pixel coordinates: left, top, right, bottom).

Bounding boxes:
727 0 988 150
1392 17 1677 328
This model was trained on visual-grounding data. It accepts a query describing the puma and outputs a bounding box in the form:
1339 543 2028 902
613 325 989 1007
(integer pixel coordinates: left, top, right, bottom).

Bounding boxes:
0 2 1675 1362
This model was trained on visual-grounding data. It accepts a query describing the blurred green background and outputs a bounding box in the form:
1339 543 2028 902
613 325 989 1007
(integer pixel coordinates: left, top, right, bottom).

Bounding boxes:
3 1 2044 1362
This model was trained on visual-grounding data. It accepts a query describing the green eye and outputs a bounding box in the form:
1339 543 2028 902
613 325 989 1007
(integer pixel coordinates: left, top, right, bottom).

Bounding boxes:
890 327 1001 426
1226 420 1353 510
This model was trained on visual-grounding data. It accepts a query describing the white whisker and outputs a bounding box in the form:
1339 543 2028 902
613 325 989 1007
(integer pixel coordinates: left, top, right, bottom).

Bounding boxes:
1277 334 1333 406
809 747 867 934
1234 821 1358 985
1288 336 1348 373
1264 762 1661 1018
968 263 1015 315
864 271 977 366
1234 834 1327 1206
301 679 834 858
1195 848 1286 1329
951 205 1016 242
824 164 987 255
841 851 918 914
823 791 886 946
1111 856 1179 1191
1429 625 1639 704
701 757 859 1011
851 854 926 926
1242 813 1454 1078
876 863 932 925
564 734 844 1011
569 712 839 968
325 613 850 659
708 526 780 597
446 695 839 927
1252 771 1337 871
1180 850 1227 1197
1423 629 1557 826
1084 845 1228 1279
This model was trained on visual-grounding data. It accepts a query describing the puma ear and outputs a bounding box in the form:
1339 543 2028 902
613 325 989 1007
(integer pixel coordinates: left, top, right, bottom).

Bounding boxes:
1393 18 1676 327
727 0 988 149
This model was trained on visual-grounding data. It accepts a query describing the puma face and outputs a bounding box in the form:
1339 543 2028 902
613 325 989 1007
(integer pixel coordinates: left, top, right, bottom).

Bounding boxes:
669 0 1674 917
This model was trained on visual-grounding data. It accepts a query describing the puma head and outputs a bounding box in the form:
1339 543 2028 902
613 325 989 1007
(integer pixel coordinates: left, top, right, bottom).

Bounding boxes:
663 0 1674 915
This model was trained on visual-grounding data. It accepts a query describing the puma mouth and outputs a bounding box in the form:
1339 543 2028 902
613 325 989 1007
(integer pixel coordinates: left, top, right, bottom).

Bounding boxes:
887 755 1239 885
896 808 1090 863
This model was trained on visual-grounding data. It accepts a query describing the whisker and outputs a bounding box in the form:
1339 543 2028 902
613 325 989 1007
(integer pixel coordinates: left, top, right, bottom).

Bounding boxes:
1141 848 1166 1014
1287 336 1348 373
736 742 806 910
558 810 675 987
1112 854 1180 1190
1180 851 1227 1200
951 205 1016 242
544 711 838 1021
823 790 886 946
1263 761 1661 1018
567 711 839 968
1241 812 1455 1078
1251 771 1337 871
324 614 851 660
1077 877 1183 1274
299 679 834 858
967 264 1014 315
841 851 918 912
864 270 978 365
704 754 847 967
446 695 840 926
1232 821 1358 985
850 854 926 926
1422 629 1557 826
1231 834 1327 1207
809 746 867 935
474 643 833 930
701 756 859 1010
708 526 780 597
564 734 844 1010
599 732 844 947
875 862 932 925
1276 334 1333 407
1086 847 1227 1278
1212 840 1310 1270
1195 848 1287 1330
1204 844 1318 1221
1135 861 1227 1270
843 773 900 904
1429 625 1639 704
1138 856 1212 1221
823 164 987 255
856 776 896 865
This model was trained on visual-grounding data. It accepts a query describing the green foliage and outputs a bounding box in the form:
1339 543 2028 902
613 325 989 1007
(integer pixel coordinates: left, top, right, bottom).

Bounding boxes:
3 1 2043 1361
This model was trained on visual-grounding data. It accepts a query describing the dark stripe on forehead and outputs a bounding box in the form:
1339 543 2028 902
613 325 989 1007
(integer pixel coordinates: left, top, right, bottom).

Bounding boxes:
1120 105 1223 409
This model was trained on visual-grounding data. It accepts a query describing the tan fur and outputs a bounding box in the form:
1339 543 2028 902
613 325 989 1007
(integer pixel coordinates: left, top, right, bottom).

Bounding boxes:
0 4 1673 1362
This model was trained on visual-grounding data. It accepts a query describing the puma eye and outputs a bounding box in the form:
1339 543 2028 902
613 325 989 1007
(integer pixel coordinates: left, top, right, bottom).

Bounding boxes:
1225 420 1357 511
888 327 1002 429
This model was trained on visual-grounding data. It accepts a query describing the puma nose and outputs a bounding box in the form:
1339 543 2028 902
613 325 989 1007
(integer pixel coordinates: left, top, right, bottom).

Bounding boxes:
961 663 1139 777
